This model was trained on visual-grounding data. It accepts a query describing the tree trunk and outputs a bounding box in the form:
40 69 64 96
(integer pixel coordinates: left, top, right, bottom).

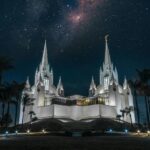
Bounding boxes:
30 114 32 123
134 89 140 125
148 97 150 125
6 101 10 128
14 103 18 127
0 72 2 85
1 102 5 126
130 113 133 127
145 96 150 127
22 106 25 128
2 102 5 118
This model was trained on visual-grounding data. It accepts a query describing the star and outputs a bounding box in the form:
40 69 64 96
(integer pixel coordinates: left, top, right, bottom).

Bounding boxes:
66 4 70 8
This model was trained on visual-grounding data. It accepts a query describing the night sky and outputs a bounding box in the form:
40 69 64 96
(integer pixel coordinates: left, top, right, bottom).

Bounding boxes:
0 0 150 96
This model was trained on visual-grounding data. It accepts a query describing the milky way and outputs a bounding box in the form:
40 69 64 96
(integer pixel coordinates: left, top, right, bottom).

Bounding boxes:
48 0 105 51
8 0 105 54
0 0 150 96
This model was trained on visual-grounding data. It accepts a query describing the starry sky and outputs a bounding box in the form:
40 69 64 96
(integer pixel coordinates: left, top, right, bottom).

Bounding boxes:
0 0 150 96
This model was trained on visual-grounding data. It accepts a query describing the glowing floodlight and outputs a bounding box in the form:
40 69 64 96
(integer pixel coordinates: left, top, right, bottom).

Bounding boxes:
137 130 140 135
5 131 8 135
42 129 46 133
147 130 150 135
15 130 18 134
124 129 128 133
27 129 30 134
137 130 140 133
109 129 112 133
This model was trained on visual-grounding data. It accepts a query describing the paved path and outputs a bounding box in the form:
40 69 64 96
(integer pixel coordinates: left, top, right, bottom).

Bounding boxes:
0 134 150 150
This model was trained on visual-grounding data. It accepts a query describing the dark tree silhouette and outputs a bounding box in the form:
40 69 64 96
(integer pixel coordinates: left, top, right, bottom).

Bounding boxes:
120 109 126 120
128 80 140 125
0 85 7 126
28 111 36 124
136 69 150 127
21 94 34 127
0 56 13 126
125 106 134 126
0 56 13 84
0 83 13 128
10 81 25 126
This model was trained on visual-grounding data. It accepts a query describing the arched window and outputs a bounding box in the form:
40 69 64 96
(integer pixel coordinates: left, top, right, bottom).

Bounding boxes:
44 78 49 91
104 75 109 90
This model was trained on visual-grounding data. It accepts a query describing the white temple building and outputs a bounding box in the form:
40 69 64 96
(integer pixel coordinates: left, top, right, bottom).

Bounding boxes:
19 36 135 124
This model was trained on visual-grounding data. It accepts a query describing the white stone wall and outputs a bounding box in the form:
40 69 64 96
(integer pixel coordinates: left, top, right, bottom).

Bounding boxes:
21 102 137 124
20 104 117 123
116 94 124 115
34 105 54 119
54 104 117 120
54 104 101 120
99 105 117 118
19 102 23 124
19 104 33 124
128 93 135 123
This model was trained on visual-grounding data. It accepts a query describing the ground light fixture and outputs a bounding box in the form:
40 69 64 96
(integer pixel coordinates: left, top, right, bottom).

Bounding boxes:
42 129 46 133
147 130 150 136
15 130 18 134
124 129 128 134
137 130 141 135
5 131 8 135
27 129 30 134
109 129 112 133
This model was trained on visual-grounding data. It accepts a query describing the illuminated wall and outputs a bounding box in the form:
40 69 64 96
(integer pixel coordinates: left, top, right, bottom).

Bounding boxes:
21 104 117 123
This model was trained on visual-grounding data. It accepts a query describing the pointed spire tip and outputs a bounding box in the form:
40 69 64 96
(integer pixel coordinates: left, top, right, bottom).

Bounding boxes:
104 35 111 65
105 34 109 41
41 40 48 68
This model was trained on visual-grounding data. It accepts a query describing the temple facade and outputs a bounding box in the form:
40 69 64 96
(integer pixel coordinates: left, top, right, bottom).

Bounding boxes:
19 36 135 124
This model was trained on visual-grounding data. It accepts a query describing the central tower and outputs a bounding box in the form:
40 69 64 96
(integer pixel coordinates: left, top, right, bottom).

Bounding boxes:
100 35 118 90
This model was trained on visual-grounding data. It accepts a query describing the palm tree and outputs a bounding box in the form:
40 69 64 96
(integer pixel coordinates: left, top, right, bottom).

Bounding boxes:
0 85 7 126
0 56 13 126
10 81 25 126
120 109 126 120
28 111 36 123
21 94 34 126
125 106 134 126
5 84 12 128
21 94 30 126
128 80 140 125
144 86 150 127
3 82 20 128
136 69 150 126
0 83 13 128
116 114 122 122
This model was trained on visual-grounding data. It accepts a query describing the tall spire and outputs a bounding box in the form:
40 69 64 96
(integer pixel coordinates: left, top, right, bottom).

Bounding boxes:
41 40 48 69
104 35 111 65
90 76 96 90
89 76 97 97
25 76 30 89
123 76 128 89
57 76 64 96
57 76 64 91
